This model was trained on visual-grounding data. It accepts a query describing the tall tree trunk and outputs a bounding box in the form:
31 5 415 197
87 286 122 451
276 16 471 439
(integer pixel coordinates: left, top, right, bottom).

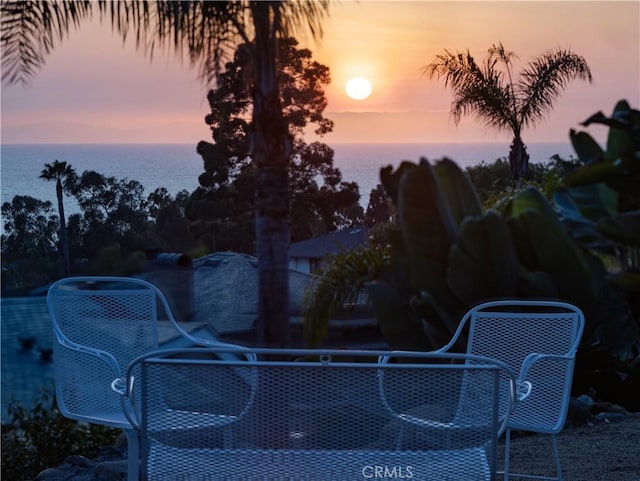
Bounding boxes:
251 3 292 348
509 135 530 180
56 179 70 276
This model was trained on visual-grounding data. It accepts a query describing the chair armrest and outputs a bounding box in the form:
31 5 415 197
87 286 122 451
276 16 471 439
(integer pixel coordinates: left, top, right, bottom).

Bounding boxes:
183 336 259 362
516 352 573 401
111 375 140 429
52 338 131 425
54 330 121 377
111 361 140 429
519 352 573 379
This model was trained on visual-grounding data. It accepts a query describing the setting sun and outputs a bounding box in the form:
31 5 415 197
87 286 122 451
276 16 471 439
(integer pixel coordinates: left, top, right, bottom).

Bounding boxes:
345 77 372 100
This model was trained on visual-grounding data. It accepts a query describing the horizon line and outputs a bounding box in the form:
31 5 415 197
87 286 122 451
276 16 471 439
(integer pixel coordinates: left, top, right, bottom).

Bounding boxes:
1 140 573 146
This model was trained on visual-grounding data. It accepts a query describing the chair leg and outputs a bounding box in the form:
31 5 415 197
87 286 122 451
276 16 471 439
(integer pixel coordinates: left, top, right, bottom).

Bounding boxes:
124 429 139 481
500 431 563 481
550 434 563 481
503 428 512 481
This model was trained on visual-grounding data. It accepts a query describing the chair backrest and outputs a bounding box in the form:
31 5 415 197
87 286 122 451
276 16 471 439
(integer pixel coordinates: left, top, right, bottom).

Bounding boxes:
46 276 175 423
459 300 584 433
136 348 516 481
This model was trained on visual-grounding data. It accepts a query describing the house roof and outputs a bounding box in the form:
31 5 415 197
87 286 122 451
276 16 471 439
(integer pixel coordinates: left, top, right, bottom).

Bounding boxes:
191 251 315 334
289 227 369 259
1 297 55 424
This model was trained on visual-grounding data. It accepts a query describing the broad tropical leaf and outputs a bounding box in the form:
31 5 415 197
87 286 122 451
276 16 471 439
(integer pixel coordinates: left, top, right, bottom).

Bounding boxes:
433 158 483 225
448 211 519 304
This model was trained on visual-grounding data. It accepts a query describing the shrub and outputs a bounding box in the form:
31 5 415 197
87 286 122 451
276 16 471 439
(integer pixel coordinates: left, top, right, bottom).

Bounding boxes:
1 391 119 481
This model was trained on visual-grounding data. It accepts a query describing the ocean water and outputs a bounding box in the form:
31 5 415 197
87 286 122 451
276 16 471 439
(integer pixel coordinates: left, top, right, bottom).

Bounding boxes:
0 142 575 213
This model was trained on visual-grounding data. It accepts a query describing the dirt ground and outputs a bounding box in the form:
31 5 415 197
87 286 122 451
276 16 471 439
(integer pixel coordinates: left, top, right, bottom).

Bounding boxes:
498 414 640 481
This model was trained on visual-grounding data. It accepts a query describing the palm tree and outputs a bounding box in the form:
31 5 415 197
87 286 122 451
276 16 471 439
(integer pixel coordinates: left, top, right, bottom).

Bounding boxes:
2 0 331 347
40 160 76 276
426 42 592 179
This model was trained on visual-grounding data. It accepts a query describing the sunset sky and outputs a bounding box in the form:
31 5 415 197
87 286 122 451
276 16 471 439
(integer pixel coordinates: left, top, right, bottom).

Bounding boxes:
1 1 638 145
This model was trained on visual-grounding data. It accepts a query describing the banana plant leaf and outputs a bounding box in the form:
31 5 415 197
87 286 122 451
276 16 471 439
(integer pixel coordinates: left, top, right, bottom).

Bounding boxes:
604 100 637 160
602 177 640 205
447 211 519 305
516 267 559 298
597 212 640 246
506 188 599 306
591 288 638 358
397 160 456 295
410 290 463 349
555 184 618 221
610 270 640 292
366 280 432 351
584 250 638 357
554 185 621 251
380 161 417 206
433 158 483 226
570 129 604 165
565 160 619 187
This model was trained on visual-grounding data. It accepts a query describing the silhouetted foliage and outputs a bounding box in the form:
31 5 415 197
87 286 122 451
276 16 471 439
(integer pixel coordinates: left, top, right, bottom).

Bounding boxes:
1 171 199 294
364 184 394 227
40 160 76 276
68 170 152 259
147 188 197 253
1 0 333 347
187 38 363 253
1 196 59 293
426 42 592 179
1 391 119 481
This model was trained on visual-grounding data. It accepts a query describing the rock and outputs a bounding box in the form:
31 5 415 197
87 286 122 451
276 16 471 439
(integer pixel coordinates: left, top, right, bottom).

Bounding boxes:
591 400 628 415
64 455 95 467
594 412 627 424
566 396 593 427
37 447 127 481
37 468 66 480
94 460 128 481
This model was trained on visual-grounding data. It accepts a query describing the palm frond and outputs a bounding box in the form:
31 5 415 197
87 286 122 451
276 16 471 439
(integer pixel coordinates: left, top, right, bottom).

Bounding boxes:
95 1 246 85
425 48 516 133
1 0 93 86
517 48 592 128
2 0 332 87
279 0 331 42
487 42 518 67
452 80 515 134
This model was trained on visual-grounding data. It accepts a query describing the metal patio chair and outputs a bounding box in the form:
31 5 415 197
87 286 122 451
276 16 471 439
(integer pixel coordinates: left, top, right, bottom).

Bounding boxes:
433 300 585 481
46 276 242 481
122 347 517 481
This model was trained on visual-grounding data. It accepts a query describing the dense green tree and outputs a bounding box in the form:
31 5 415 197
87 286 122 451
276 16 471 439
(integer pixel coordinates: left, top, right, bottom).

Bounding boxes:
1 195 57 259
1 0 331 347
147 188 197 253
426 42 592 179
1 196 59 293
2 171 203 294
364 184 394 227
188 38 363 252
69 171 150 258
40 160 76 276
